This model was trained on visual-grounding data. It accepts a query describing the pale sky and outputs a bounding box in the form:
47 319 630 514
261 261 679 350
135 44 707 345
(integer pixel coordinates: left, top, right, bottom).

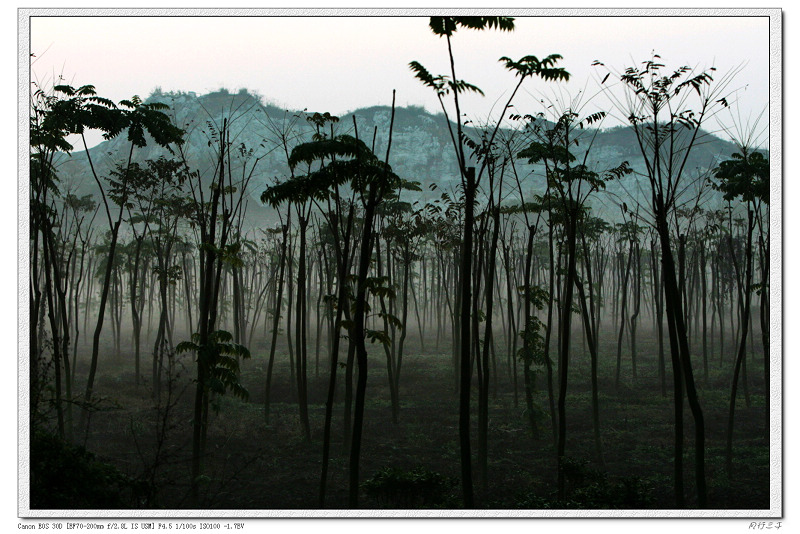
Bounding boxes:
28 12 771 148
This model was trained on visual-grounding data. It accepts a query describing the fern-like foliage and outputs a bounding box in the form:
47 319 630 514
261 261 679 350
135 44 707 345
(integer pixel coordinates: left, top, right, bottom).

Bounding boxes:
176 330 251 401
36 84 184 152
500 54 570 83
287 134 374 170
578 216 612 241
262 134 403 207
428 16 515 36
408 61 446 94
714 150 769 204
518 141 575 166
408 61 485 98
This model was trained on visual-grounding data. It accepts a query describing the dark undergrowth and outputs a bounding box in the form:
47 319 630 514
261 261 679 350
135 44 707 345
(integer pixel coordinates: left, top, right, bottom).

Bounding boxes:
30 330 771 511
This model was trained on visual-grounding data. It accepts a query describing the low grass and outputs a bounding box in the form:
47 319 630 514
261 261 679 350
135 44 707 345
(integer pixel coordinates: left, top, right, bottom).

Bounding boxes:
32 330 771 511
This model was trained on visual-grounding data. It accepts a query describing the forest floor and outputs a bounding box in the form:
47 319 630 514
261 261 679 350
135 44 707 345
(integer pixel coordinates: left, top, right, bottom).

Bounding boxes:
36 332 771 512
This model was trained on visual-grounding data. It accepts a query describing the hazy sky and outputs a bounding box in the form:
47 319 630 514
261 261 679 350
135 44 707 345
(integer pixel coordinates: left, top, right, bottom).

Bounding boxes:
28 12 771 148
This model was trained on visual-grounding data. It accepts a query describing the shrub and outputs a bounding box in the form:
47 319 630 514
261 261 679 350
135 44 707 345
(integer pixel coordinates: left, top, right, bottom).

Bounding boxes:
362 466 455 508
30 432 150 509
515 457 653 509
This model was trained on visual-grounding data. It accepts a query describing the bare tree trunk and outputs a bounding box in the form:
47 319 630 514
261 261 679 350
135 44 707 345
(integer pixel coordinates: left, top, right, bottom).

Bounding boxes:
650 240 666 398
478 199 501 495
349 185 378 508
726 209 755 477
295 212 312 443
319 204 354 507
265 210 290 425
457 166 476 508
578 234 604 467
556 214 578 501
630 240 642 382
658 217 707 508
700 244 709 385
349 94 396 508
615 246 632 388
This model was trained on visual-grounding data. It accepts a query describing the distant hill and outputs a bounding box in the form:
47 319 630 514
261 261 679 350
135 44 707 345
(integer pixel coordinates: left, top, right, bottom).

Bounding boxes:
51 89 748 228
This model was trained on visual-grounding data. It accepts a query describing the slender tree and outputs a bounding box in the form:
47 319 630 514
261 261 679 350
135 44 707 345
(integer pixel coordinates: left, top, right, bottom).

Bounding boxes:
714 148 768 477
178 113 255 507
599 54 737 507
411 16 568 506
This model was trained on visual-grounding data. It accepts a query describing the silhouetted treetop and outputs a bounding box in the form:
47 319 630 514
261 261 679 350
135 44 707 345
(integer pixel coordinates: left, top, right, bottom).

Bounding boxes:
428 16 515 36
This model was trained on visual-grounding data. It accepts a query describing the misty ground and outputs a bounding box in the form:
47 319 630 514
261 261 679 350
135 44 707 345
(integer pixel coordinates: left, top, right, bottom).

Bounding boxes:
34 328 769 511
